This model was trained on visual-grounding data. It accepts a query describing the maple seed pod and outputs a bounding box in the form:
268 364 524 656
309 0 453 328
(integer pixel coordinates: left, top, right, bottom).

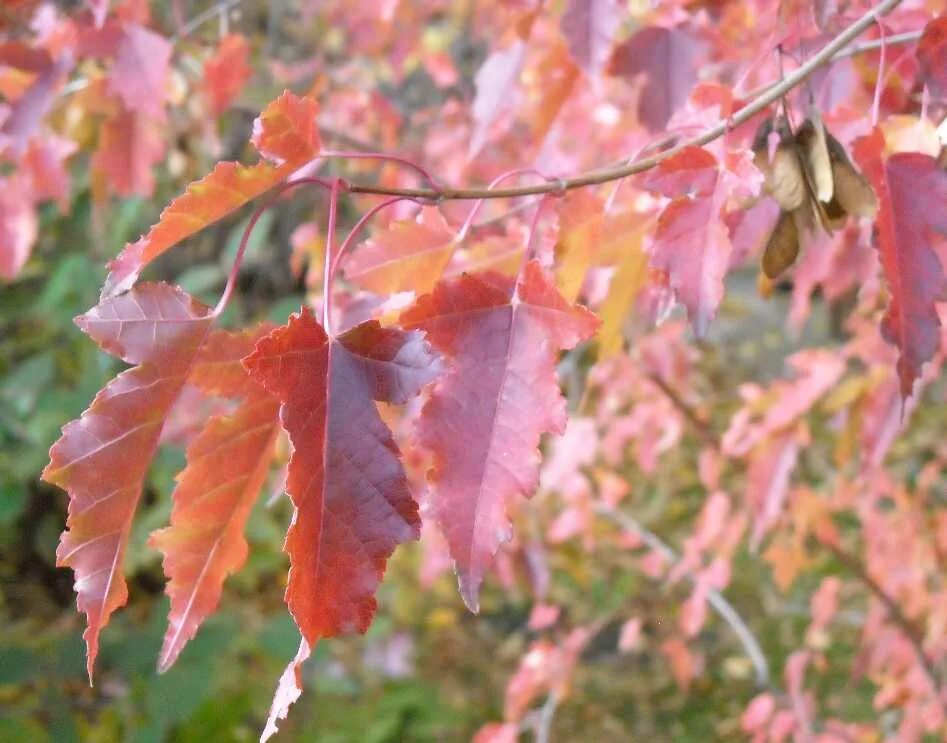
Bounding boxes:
795 108 833 203
824 131 877 221
753 117 806 212
762 209 800 279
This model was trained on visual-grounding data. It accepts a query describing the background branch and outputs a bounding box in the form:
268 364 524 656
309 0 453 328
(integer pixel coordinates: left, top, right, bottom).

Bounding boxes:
823 540 944 699
341 0 902 201
595 504 771 689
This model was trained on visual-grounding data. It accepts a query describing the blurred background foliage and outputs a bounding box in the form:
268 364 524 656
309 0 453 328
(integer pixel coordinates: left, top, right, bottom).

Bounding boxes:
2 1 946 741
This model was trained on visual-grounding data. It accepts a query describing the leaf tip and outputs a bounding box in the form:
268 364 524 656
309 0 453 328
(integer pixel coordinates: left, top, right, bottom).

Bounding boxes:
458 574 482 614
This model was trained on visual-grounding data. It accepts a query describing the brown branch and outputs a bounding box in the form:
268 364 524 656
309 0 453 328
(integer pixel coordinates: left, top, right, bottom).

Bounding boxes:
824 541 945 700
340 0 903 201
645 373 715 447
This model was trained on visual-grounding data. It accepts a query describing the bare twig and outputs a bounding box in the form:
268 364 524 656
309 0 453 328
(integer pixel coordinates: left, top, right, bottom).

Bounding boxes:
645 373 715 447
595 504 771 688
533 692 559 743
830 29 922 61
339 0 903 201
172 0 244 41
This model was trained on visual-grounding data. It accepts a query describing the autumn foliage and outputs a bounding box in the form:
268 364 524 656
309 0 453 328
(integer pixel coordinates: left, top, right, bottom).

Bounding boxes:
3 0 947 740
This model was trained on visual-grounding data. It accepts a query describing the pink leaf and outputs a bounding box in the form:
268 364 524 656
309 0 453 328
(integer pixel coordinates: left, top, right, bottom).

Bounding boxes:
647 152 731 336
109 24 171 117
469 41 527 156
608 26 700 131
42 284 213 679
560 0 620 77
401 262 599 610
0 178 37 280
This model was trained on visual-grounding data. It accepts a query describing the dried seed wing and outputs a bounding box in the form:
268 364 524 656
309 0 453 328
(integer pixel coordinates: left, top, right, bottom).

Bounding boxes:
762 209 800 278
826 134 877 219
796 111 833 203
769 138 807 211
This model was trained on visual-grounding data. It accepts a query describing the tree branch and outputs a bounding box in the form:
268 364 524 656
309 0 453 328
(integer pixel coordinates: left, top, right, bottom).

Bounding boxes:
645 373 715 447
595 504 771 689
823 540 944 699
341 0 903 201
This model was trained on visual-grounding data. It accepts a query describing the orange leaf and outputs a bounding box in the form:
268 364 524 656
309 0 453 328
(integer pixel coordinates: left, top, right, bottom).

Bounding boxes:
203 34 252 117
103 91 320 297
554 190 604 302
150 326 280 672
344 207 456 295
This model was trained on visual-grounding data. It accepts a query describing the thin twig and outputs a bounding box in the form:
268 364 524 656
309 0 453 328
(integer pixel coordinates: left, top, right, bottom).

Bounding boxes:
595 504 771 688
339 0 902 201
824 541 945 700
172 0 244 41
830 29 921 61
534 691 559 743
646 373 715 447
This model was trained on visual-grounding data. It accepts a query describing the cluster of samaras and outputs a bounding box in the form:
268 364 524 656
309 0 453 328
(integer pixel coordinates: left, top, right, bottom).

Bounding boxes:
753 108 877 279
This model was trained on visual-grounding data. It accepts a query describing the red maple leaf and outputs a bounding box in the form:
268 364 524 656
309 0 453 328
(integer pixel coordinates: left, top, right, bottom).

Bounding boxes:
42 283 214 679
917 15 947 98
343 207 457 295
108 23 171 118
243 309 440 644
853 128 947 398
401 261 599 610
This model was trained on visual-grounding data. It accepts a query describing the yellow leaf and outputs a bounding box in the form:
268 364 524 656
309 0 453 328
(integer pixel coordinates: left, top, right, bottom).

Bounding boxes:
597 214 652 356
555 190 604 302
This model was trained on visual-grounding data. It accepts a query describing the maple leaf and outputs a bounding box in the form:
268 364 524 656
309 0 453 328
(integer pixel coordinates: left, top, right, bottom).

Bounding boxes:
554 189 603 303
853 128 947 398
561 0 620 78
745 428 804 549
91 104 165 198
23 133 77 211
916 15 947 98
469 41 527 156
203 33 253 117
523 40 580 143
608 26 701 132
108 23 171 118
722 349 846 457
597 214 653 356
103 90 321 297
401 261 599 610
0 176 38 280
640 147 731 336
243 308 439 645
42 283 214 679
344 207 457 295
261 637 311 742
0 51 71 154
637 146 718 199
149 326 280 672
